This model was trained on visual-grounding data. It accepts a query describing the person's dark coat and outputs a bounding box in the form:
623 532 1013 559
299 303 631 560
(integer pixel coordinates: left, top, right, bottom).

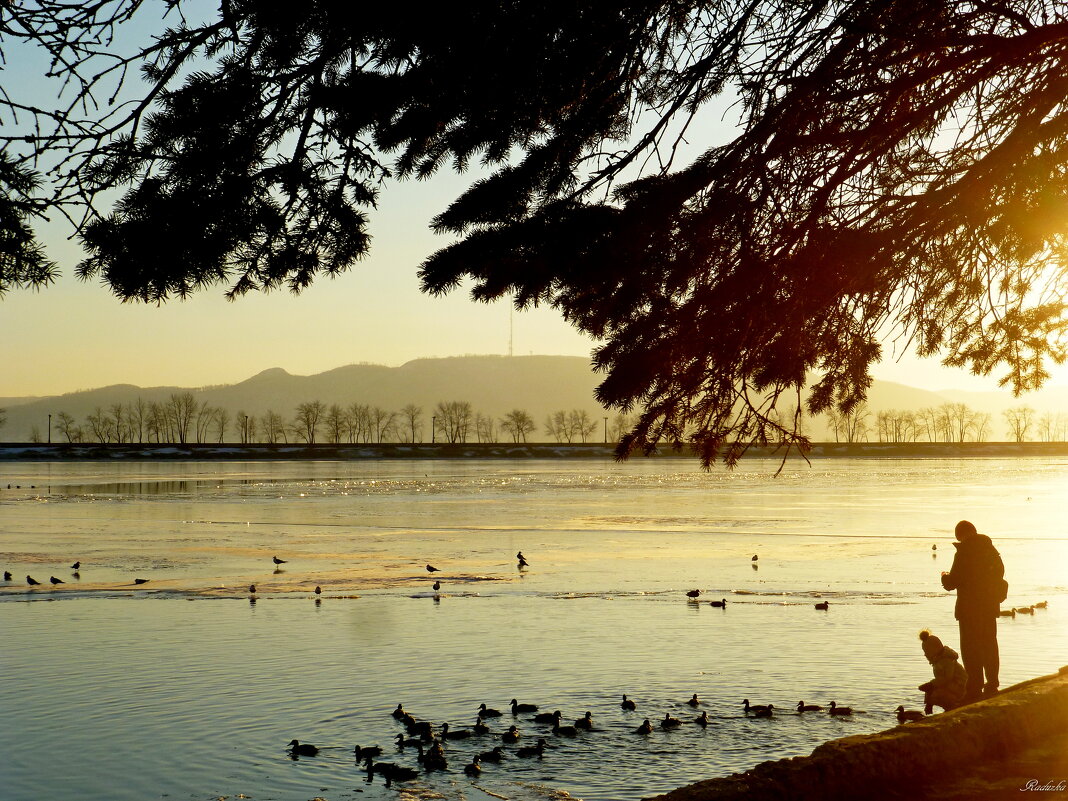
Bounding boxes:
941 534 1004 619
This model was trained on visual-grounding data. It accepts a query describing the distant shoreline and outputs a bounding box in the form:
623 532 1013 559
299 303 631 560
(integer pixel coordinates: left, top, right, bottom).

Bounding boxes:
3 441 1068 460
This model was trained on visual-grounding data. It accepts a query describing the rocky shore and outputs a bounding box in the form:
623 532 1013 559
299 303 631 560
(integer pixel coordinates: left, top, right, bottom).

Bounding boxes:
649 666 1068 801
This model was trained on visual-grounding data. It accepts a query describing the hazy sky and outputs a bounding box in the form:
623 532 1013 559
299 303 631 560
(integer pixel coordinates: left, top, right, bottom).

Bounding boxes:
3 8 1065 399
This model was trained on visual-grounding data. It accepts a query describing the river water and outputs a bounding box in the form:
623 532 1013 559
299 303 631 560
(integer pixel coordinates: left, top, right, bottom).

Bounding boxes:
1 457 1065 801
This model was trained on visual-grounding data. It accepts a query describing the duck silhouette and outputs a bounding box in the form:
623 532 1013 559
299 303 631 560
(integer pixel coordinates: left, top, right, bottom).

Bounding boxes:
797 701 822 712
743 699 770 714
478 745 504 762
829 701 853 716
478 702 502 717
516 738 546 757
661 712 682 729
133 578 149 585
71 561 80 569
709 598 727 608
441 722 473 740
686 589 701 599
426 564 440 573
753 704 774 718
472 717 490 735
3 571 11 581
288 739 318 756
432 580 441 592
354 744 383 759
895 705 925 723
392 703 406 719
621 694 636 711
687 694 700 706
635 719 653 734
552 721 579 737
249 584 257 594
575 711 593 730
814 601 830 610
26 575 41 586
463 756 482 776
49 576 64 585
510 698 538 713
502 725 520 743
533 709 561 724
695 711 709 726
395 733 421 749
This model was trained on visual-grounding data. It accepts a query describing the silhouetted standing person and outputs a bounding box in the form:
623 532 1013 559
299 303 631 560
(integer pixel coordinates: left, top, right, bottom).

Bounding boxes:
940 520 1005 701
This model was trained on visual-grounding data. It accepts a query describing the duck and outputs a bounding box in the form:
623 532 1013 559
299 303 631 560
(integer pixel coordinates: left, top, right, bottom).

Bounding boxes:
635 719 653 734
478 702 503 717
71 561 81 569
49 576 64 584
753 704 774 718
743 699 770 714
1034 600 1048 609
3 571 11 581
814 601 830 610
511 698 538 714
552 721 579 737
354 743 383 759
133 578 150 585
392 703 407 719
686 589 701 599
472 718 490 735
895 705 925 723
828 701 853 716
381 763 419 784
314 585 322 595
695 711 709 727
533 709 562 724
998 608 1016 618
432 580 441 592
463 756 482 776
26 575 41 586
709 598 727 608
502 725 521 743
478 745 505 762
249 584 257 594
287 739 318 756
575 711 593 730
517 738 547 758
406 719 434 740
272 556 287 565
752 554 759 561
687 693 701 706
441 722 473 740
797 701 823 712
1015 605 1035 615
621 694 637 711
426 564 440 573
395 733 422 749
422 740 447 770
661 712 682 729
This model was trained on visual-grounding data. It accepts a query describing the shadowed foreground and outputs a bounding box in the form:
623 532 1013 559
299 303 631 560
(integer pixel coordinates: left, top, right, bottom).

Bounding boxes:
649 666 1068 801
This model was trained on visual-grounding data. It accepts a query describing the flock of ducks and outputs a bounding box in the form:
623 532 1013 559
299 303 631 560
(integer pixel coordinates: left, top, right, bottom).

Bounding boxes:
286 690 935 786
999 601 1049 618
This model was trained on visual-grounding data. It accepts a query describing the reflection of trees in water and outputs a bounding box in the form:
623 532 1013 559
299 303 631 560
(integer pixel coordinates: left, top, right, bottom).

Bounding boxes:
57 479 260 496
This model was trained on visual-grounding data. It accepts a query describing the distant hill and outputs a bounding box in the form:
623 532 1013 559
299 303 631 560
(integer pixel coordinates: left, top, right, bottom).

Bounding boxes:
2 355 1067 442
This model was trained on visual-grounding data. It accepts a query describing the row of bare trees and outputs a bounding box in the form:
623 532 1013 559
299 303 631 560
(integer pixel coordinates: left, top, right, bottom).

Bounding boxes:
40 397 621 445
829 403 1063 443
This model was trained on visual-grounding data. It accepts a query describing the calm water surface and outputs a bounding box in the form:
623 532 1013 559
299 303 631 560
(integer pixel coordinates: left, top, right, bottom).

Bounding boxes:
1 458 1066 801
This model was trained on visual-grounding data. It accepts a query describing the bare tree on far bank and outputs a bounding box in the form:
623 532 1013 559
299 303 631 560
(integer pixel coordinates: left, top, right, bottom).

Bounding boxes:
1003 406 1035 444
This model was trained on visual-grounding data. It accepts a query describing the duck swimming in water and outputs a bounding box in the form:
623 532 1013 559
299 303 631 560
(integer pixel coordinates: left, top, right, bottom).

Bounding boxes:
478 745 505 762
709 598 727 608
814 600 830 610
753 704 774 718
502 725 521 743
797 701 822 712
895 706 925 723
354 744 383 759
743 699 770 714
621 694 636 711
829 701 853 716
463 756 482 776
511 698 538 713
687 694 700 706
575 711 593 730
695 711 709 726
661 712 682 729
517 738 547 757
478 702 502 717
533 709 561 724
635 719 653 734
288 739 318 756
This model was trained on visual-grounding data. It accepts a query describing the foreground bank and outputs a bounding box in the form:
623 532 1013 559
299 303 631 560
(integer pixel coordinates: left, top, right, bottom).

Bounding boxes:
650 666 1068 801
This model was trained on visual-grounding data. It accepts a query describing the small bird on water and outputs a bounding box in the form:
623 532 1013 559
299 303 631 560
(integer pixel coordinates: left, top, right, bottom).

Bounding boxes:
814 600 830 610
517 551 529 567
71 561 81 569
249 584 257 594
3 571 12 581
686 589 701 599
133 578 150 585
426 564 440 573
432 580 441 592
314 585 322 595
287 739 318 756
49 576 64 585
752 554 759 561
26 575 41 586
272 556 287 565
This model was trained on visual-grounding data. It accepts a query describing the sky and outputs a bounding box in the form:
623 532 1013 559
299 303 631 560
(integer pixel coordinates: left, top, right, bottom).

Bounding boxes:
3 8 1067 400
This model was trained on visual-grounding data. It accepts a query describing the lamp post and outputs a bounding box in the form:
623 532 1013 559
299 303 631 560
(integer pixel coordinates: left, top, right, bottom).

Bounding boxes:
603 416 608 443
431 415 437 444
48 414 52 444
